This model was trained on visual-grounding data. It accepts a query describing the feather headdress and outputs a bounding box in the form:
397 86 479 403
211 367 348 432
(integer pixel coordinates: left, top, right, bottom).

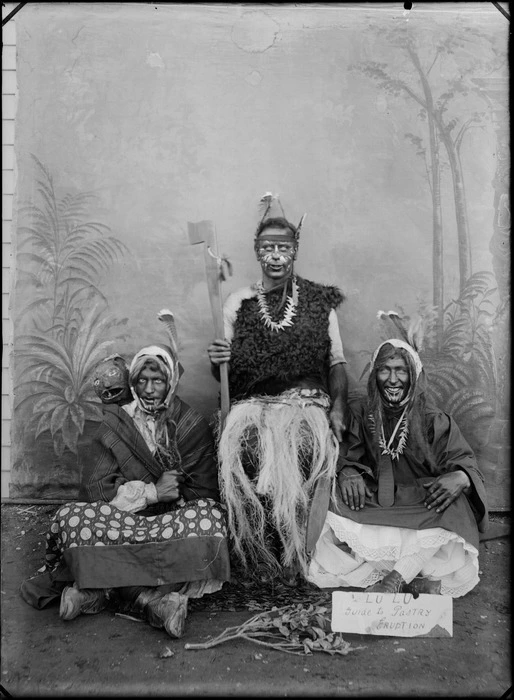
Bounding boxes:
374 309 426 378
295 213 307 240
157 308 179 358
255 192 306 242
257 192 282 222
376 309 426 353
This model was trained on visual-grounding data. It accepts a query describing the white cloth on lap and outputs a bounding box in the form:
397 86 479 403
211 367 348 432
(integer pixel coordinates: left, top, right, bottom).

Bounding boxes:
110 480 158 513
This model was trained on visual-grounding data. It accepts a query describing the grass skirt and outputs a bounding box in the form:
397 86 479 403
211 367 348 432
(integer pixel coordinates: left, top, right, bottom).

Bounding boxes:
218 388 339 579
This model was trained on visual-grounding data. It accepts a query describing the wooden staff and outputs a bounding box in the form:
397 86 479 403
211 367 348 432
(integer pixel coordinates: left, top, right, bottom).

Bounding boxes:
305 475 331 557
188 220 231 430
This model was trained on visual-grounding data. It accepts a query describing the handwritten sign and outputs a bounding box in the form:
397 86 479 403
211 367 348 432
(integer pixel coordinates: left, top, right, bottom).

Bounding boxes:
332 591 452 638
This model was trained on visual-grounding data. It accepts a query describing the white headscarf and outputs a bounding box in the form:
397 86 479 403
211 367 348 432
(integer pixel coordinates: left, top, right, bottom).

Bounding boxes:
370 338 423 379
128 344 180 413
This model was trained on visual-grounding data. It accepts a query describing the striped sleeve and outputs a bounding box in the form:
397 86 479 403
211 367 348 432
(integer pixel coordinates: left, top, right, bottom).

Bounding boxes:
79 425 130 502
175 401 219 501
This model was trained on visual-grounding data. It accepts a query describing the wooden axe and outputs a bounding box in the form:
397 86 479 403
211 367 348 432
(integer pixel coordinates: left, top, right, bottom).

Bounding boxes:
305 475 331 556
188 220 231 429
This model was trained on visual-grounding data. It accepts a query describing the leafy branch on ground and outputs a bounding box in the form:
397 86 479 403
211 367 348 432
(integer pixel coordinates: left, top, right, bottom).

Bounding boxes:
185 603 365 656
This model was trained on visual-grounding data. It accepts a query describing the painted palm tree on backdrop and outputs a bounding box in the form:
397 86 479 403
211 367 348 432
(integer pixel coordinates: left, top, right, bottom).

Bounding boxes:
351 17 504 345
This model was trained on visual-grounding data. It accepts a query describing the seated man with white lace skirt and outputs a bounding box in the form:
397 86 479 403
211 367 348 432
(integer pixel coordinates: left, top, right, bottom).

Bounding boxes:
308 337 488 597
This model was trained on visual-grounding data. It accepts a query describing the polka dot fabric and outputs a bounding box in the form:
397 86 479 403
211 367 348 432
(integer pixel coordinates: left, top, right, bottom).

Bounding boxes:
44 498 227 570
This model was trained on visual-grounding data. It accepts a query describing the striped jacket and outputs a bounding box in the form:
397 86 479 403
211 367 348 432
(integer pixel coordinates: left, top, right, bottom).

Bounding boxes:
79 398 219 507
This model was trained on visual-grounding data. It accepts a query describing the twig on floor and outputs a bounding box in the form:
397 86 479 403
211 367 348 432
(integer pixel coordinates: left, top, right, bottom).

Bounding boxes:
115 612 144 622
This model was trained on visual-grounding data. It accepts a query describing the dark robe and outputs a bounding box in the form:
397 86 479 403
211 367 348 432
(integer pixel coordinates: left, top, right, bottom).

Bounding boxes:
330 398 488 550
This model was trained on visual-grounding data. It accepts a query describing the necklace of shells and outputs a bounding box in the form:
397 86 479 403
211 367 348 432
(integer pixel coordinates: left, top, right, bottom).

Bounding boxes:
256 276 298 332
378 406 409 460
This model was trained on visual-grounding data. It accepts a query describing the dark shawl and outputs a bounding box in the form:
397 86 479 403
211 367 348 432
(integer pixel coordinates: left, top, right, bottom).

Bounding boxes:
79 398 219 507
331 397 488 547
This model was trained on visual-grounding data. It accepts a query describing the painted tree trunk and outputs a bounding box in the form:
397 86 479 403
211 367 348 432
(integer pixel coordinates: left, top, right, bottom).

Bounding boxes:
439 125 472 292
429 120 444 350
407 45 444 348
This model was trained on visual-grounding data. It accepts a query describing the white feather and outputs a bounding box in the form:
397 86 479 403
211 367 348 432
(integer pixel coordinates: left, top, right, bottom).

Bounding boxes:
407 315 425 352
157 308 179 357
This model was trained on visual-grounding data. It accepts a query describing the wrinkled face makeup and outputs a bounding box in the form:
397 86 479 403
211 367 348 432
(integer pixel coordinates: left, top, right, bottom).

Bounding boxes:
255 227 297 283
376 356 411 406
135 366 167 411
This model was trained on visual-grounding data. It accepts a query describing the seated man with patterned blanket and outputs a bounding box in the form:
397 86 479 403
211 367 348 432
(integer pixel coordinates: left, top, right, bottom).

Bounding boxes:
21 335 231 639
308 335 488 597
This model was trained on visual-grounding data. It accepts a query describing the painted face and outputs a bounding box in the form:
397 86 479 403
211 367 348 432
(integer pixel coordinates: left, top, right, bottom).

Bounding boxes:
376 356 411 406
255 227 297 285
135 366 168 410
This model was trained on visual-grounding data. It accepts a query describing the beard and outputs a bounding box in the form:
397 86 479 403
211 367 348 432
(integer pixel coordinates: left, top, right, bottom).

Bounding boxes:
380 385 408 405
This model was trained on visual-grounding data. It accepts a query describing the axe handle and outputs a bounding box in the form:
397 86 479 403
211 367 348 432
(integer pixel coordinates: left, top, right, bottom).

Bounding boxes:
219 363 230 428
305 475 331 555
202 244 230 428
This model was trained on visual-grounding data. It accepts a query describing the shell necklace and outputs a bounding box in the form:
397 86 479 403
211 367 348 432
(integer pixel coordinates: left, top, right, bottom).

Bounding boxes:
379 406 409 460
256 276 298 332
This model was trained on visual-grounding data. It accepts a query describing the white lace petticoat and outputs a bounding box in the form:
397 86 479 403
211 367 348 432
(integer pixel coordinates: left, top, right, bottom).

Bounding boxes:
307 511 479 598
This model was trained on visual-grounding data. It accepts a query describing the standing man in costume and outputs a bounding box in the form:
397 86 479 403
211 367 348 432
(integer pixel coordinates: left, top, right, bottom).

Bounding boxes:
21 318 231 639
208 194 349 582
308 328 488 597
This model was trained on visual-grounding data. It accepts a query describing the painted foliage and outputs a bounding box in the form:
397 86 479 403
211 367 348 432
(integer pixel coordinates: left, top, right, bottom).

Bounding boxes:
352 16 506 452
350 13 509 506
12 157 130 497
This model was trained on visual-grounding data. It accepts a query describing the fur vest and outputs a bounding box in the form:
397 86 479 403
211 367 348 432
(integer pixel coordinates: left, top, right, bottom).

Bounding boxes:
229 276 344 399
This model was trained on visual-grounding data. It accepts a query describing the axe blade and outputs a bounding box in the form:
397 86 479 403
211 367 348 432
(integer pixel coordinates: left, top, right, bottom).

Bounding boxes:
187 220 216 246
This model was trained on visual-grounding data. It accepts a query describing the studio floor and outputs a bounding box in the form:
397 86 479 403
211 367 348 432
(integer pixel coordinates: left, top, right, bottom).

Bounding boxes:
1 504 510 698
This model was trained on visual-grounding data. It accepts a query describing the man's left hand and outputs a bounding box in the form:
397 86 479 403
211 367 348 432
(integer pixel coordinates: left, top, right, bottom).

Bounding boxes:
329 407 347 443
423 471 471 513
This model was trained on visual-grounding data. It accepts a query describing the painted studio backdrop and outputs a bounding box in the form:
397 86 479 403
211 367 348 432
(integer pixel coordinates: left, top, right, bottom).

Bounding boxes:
11 3 509 507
